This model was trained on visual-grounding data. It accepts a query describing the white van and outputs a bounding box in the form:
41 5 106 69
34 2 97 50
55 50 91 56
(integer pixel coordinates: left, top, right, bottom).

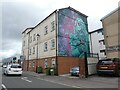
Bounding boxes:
4 64 22 76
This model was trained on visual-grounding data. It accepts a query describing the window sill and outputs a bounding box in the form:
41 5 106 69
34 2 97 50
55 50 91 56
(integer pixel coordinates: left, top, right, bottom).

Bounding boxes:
51 47 55 50
44 50 48 52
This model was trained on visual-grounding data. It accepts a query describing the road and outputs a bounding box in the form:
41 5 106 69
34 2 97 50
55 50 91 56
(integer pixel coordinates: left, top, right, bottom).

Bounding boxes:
2 74 72 89
1 69 119 90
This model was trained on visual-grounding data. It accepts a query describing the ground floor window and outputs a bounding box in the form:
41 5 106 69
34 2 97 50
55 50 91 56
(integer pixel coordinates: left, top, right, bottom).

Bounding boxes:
44 59 48 68
51 58 55 68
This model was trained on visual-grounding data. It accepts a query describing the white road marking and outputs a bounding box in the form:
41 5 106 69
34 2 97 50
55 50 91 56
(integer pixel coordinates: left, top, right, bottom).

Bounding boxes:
37 78 80 88
21 77 32 83
2 84 7 90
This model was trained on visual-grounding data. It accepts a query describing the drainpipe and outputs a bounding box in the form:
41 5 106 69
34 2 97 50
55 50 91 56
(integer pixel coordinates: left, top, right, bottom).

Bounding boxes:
55 10 58 76
27 32 30 71
84 52 88 78
36 34 40 73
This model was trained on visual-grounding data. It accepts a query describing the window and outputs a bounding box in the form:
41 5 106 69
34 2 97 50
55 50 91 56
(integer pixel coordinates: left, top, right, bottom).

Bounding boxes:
11 65 21 68
29 36 32 43
44 26 48 35
22 51 24 55
100 50 106 55
33 47 35 54
23 41 25 46
51 58 55 68
99 40 105 45
51 39 55 49
32 62 35 67
33 34 36 41
44 42 48 51
97 30 104 35
51 21 55 31
44 59 48 68
29 62 31 67
29 48 32 55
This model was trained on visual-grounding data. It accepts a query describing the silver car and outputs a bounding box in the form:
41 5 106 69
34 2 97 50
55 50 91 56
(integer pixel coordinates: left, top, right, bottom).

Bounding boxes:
70 66 80 76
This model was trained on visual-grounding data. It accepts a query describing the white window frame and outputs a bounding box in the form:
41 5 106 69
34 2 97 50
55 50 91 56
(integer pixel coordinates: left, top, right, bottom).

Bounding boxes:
23 41 25 46
29 48 32 55
44 42 48 52
44 26 48 35
44 59 48 68
32 62 35 67
33 47 35 54
29 36 32 43
51 58 55 68
51 39 55 49
29 62 31 67
33 34 36 41
51 21 55 32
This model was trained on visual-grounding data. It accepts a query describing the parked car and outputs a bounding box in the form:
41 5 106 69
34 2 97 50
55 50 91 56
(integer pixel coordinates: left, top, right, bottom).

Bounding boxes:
2 64 7 68
70 66 80 76
96 58 120 76
3 64 22 76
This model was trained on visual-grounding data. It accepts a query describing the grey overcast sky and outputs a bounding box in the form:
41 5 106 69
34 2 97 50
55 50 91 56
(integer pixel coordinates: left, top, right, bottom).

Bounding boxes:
0 0 119 60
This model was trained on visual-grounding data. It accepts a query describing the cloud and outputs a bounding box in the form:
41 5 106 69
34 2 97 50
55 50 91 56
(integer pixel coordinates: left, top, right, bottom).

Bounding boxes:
0 50 16 59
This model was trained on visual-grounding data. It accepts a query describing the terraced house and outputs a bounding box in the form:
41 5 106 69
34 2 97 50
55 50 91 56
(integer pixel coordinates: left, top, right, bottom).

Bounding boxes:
22 7 90 75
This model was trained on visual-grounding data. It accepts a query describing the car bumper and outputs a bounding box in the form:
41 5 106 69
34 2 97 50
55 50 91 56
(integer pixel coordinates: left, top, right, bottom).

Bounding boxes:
97 70 115 74
70 72 79 76
7 71 23 75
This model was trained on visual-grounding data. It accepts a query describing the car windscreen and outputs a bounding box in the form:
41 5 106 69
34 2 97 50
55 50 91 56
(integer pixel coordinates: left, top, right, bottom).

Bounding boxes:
11 65 21 68
72 68 79 71
99 60 113 65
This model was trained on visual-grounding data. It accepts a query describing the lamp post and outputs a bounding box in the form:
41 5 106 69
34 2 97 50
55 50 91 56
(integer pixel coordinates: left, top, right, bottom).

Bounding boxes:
36 34 40 73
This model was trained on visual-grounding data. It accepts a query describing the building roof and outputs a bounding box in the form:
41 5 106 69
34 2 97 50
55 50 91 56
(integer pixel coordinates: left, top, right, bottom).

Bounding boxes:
68 6 88 17
101 6 120 21
89 28 103 34
22 27 34 34
22 6 88 34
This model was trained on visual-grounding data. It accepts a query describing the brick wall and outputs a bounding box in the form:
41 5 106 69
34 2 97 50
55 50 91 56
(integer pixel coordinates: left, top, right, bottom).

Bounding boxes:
79 58 86 78
28 60 37 72
57 56 80 75
23 57 87 77
22 60 29 71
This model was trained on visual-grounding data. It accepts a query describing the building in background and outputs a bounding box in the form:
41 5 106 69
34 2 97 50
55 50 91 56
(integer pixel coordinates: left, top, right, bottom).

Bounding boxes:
101 7 120 58
89 28 106 59
2 54 23 65
22 6 90 74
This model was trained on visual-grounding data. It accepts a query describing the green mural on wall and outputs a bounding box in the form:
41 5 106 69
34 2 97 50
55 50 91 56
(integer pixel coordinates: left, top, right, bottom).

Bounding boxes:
70 18 89 58
58 8 90 58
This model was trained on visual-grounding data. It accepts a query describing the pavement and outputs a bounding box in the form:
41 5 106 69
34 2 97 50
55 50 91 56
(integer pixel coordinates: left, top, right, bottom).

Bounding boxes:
23 71 119 88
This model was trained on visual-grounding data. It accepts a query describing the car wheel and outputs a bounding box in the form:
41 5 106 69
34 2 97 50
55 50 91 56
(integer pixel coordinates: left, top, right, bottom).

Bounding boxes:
19 74 22 76
5 71 8 76
71 73 73 76
115 71 120 77
97 72 102 76
117 70 120 77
